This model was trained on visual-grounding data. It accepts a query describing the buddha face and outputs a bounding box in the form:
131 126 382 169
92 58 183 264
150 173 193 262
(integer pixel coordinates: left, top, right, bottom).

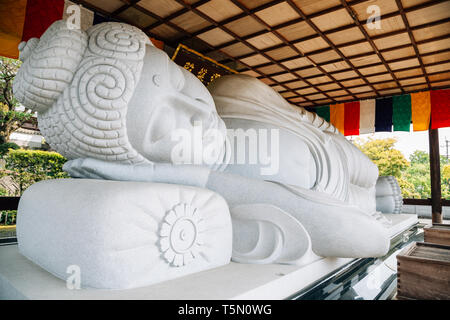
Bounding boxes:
13 20 226 165
126 45 227 165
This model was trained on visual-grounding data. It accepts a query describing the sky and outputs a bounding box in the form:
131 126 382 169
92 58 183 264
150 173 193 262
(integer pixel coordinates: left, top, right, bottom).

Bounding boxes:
348 127 450 160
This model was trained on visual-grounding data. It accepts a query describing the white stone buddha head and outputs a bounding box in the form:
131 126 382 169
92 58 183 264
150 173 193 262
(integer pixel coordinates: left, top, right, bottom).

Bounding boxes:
13 20 226 166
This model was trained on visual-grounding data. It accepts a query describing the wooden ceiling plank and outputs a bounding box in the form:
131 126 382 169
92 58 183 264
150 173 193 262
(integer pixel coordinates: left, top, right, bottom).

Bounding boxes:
89 0 310 105
285 0 380 97
70 0 178 45
171 0 336 105
70 0 450 107
290 78 450 108
144 0 211 31
254 46 450 83
395 0 431 89
111 0 141 16
278 60 450 98
296 69 450 99
217 6 449 66
204 0 446 56
202 0 373 54
230 0 354 102
340 0 404 94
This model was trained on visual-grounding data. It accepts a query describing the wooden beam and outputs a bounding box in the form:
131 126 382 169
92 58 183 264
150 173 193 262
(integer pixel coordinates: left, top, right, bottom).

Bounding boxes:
429 128 443 223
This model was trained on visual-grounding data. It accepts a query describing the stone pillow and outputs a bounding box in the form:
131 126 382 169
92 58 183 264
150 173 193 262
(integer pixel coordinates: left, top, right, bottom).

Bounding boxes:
17 179 232 289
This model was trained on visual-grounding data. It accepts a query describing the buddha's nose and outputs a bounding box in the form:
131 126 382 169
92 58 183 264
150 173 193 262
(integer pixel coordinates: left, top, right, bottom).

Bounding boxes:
18 38 39 62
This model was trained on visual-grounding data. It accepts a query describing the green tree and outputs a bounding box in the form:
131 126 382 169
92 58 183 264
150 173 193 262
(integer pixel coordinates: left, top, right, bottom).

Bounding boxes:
355 138 449 199
406 151 450 199
402 160 430 199
0 57 33 144
409 150 428 165
354 138 409 178
441 164 450 199
443 164 450 183
3 149 69 195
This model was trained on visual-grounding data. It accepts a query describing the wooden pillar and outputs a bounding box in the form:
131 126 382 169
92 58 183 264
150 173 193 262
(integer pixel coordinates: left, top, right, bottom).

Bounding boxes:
428 128 442 224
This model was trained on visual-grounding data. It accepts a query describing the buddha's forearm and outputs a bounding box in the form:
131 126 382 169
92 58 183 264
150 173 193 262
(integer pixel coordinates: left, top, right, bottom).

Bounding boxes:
63 158 211 188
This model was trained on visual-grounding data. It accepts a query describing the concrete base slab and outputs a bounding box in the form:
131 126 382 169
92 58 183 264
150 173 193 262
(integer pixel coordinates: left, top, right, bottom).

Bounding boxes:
0 213 418 300
0 244 350 300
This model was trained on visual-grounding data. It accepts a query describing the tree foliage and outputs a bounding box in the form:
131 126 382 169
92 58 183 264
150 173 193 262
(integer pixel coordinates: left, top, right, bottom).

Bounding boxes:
354 138 409 177
355 138 450 199
0 57 33 144
443 164 450 184
1 149 69 195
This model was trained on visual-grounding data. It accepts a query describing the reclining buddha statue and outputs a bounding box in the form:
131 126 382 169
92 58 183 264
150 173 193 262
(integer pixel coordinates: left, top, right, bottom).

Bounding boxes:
13 20 392 289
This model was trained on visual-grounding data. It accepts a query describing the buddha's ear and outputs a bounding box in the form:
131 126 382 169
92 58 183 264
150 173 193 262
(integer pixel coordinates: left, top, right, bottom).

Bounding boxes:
13 20 88 113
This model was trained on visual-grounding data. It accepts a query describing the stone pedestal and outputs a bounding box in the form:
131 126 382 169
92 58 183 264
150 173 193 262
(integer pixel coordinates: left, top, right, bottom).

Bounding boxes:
17 179 232 289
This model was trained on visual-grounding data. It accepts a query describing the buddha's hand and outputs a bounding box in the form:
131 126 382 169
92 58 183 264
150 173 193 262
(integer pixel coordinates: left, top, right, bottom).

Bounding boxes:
63 158 141 181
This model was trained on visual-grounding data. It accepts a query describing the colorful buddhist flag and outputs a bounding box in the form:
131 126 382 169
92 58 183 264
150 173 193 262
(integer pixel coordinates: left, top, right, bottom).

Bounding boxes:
359 99 375 134
330 103 345 134
375 97 393 132
392 95 411 132
315 105 330 122
411 91 431 131
344 101 360 136
431 89 450 129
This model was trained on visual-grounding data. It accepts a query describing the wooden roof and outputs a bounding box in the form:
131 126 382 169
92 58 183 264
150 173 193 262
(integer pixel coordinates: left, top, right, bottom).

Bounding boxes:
72 0 450 108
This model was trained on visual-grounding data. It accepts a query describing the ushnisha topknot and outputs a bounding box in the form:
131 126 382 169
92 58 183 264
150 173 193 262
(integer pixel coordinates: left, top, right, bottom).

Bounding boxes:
13 21 88 113
14 21 152 164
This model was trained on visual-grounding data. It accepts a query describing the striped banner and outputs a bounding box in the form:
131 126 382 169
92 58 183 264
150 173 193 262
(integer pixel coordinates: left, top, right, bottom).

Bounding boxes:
315 105 330 123
411 91 431 131
431 89 450 130
375 97 393 132
306 89 450 136
392 95 411 132
344 101 360 136
359 99 375 134
330 103 345 134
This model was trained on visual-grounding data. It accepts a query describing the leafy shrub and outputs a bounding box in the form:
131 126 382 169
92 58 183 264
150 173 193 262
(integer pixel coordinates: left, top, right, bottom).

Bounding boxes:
5 149 68 176
2 149 69 195
0 211 16 225
0 142 19 158
0 187 16 226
